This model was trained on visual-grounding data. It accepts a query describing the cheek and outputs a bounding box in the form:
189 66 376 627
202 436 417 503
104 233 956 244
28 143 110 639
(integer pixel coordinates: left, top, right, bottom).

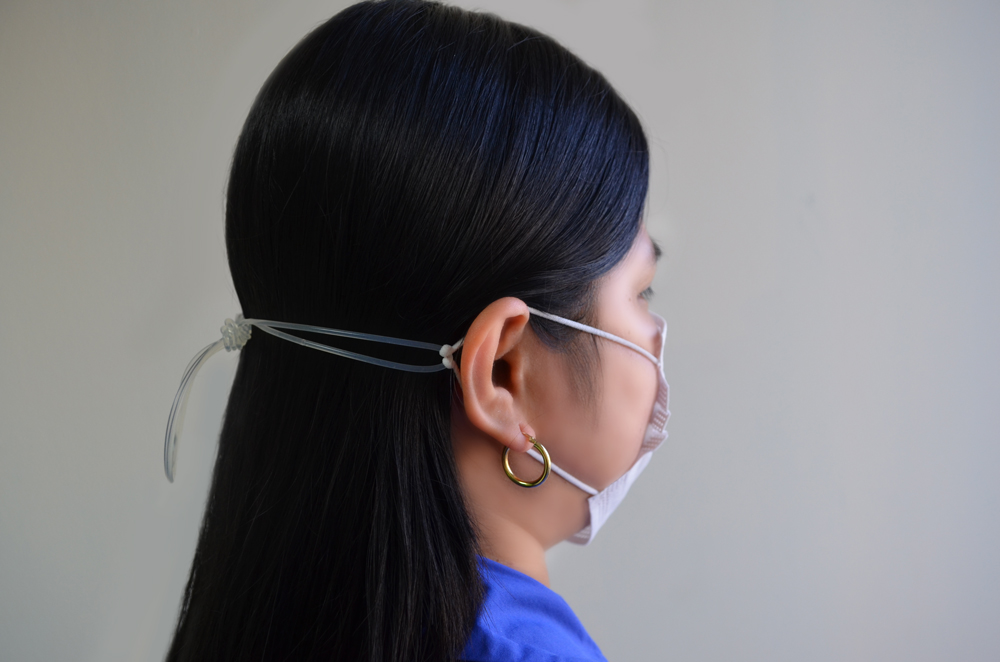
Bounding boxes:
525 347 658 492
593 351 658 487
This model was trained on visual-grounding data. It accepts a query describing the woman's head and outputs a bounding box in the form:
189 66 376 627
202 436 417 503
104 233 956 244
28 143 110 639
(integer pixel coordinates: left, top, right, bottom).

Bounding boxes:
170 1 648 660
226 0 646 343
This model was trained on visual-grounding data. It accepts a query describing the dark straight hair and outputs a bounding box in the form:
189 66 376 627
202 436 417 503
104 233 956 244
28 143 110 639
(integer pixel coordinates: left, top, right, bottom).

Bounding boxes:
166 1 648 660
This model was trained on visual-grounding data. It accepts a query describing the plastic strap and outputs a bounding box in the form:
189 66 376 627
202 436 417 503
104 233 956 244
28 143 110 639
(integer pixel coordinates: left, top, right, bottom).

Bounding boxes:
164 318 461 482
163 339 225 482
247 320 454 373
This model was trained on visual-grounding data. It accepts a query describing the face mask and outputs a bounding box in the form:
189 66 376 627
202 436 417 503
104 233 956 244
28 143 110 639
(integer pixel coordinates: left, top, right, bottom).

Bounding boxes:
523 307 670 546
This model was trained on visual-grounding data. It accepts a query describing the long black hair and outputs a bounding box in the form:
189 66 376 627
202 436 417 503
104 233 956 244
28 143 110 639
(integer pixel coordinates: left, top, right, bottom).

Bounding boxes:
166 1 648 660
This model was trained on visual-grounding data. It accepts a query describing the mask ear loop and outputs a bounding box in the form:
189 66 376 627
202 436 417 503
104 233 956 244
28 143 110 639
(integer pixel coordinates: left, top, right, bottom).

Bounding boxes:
513 307 663 496
526 306 660 366
525 445 599 495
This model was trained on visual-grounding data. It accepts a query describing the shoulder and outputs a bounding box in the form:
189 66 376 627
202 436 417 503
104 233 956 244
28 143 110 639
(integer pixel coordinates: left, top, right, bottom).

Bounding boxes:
461 558 608 662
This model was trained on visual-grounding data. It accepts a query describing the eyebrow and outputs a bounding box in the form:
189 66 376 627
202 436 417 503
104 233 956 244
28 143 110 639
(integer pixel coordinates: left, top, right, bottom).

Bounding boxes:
651 238 662 263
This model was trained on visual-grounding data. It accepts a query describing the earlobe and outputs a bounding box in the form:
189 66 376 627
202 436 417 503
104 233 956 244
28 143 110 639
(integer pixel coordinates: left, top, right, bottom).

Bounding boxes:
458 298 535 453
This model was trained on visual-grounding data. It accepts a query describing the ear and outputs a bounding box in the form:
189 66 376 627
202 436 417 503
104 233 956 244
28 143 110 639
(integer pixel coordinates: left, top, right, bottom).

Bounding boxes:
458 297 537 453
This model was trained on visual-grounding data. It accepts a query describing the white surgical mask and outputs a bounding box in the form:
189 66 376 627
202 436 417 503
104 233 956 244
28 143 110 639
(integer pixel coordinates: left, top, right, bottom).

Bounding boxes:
524 308 670 545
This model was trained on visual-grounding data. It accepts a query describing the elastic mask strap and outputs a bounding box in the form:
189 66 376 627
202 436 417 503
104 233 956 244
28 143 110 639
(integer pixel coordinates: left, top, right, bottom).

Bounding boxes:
526 307 659 366
527 447 599 496
519 306 662 496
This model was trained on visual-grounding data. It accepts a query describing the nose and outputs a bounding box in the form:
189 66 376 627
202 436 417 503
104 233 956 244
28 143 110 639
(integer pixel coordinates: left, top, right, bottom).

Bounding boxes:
650 315 666 361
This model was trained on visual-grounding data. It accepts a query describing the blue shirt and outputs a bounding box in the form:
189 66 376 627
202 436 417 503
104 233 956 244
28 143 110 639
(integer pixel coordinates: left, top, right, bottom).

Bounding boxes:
461 557 608 662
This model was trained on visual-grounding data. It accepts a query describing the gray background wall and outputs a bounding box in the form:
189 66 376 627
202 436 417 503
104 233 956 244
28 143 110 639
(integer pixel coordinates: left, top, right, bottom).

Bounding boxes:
1 1 997 660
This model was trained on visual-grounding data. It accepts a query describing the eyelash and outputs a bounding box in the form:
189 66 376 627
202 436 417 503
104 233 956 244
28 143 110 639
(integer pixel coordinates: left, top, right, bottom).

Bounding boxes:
639 286 655 302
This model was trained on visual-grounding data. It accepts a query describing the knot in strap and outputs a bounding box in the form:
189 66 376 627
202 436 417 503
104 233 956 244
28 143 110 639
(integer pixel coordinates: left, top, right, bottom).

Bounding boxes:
439 338 463 370
220 315 252 351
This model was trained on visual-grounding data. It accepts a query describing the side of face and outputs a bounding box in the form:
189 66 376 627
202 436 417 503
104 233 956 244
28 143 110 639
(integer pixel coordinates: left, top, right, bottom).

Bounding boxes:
450 225 662 551
510 226 661 492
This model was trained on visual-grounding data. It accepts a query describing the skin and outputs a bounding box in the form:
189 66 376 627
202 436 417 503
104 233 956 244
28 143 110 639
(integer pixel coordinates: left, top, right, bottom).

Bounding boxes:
451 226 661 585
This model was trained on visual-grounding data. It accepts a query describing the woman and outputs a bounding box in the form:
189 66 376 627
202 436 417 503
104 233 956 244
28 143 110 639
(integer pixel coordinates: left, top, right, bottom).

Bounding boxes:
163 1 668 660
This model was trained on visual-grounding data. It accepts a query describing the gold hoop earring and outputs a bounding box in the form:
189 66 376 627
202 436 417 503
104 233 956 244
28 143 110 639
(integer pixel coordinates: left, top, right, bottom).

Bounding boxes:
501 435 551 488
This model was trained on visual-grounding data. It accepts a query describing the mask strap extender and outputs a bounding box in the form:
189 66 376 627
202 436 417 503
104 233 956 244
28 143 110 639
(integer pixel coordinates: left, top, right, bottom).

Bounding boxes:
164 315 463 482
164 307 656 483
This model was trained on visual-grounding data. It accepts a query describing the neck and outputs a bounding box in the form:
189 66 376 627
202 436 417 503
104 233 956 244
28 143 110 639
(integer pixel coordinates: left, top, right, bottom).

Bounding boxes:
476 514 550 585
